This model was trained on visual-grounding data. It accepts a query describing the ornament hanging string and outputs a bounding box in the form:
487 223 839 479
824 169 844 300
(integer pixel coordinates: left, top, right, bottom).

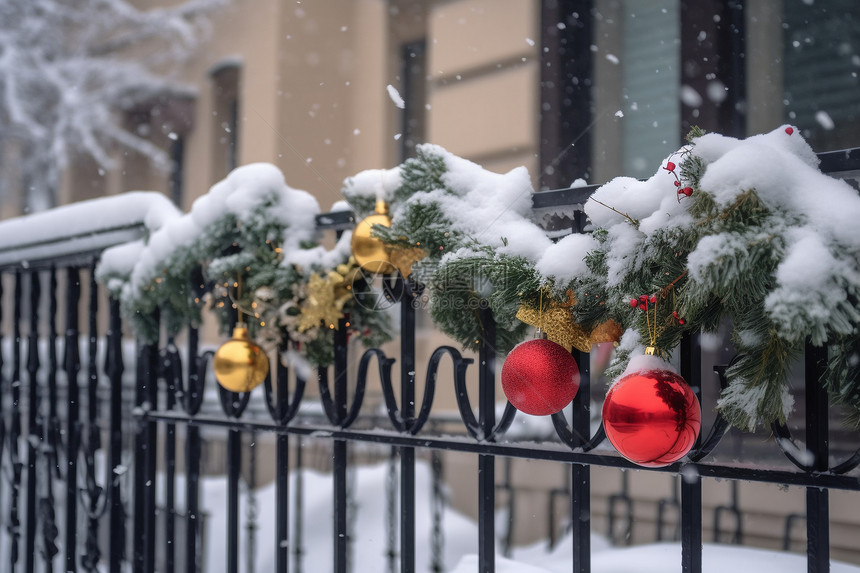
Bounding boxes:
646 296 656 347
237 275 244 325
227 274 267 326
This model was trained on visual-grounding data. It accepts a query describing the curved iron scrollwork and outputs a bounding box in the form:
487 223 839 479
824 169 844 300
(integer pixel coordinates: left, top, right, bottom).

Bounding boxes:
686 359 734 463
454 372 517 442
263 343 307 425
771 422 860 474
218 383 253 419
551 413 606 452
451 307 517 442
770 342 860 475
374 345 471 435
318 318 366 428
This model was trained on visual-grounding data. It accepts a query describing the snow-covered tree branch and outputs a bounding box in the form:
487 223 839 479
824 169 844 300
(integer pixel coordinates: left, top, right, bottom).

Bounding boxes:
0 0 226 211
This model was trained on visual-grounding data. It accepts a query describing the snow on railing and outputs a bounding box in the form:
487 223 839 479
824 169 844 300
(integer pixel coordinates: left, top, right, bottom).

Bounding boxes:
0 191 180 268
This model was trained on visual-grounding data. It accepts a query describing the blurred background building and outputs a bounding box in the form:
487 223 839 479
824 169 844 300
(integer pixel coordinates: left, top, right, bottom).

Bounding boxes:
40 0 860 213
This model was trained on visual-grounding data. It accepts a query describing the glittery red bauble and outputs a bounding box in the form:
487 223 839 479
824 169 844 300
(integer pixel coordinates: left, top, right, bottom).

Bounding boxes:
501 339 580 416
602 368 701 467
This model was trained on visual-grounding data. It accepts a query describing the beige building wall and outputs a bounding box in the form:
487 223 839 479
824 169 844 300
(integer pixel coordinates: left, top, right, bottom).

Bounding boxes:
427 0 540 181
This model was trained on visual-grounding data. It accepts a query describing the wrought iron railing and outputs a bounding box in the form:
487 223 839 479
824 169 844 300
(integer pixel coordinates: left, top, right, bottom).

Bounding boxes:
0 149 858 573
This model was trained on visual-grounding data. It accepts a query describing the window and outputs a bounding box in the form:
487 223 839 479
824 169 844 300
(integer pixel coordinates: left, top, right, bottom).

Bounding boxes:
169 135 185 207
544 1 749 184
781 0 860 151
211 63 241 182
540 0 594 189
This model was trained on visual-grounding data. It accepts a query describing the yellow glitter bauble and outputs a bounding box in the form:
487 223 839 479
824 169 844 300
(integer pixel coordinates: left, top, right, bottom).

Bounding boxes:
213 326 269 393
351 199 396 274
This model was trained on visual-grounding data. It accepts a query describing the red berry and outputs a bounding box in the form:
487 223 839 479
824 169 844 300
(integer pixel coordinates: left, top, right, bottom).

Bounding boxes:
639 295 648 302
638 302 647 310
630 299 638 308
679 319 685 325
682 187 693 196
665 161 676 172
649 295 657 303
672 311 679 317
785 127 794 135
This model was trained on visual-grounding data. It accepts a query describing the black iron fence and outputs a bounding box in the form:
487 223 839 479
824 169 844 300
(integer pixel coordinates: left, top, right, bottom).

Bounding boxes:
0 148 859 573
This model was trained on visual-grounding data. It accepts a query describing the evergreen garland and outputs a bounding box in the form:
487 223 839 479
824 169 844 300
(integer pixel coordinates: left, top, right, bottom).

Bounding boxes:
428 249 536 353
99 166 394 369
98 130 860 429
559 127 860 429
371 146 461 258
116 212 239 342
361 144 541 353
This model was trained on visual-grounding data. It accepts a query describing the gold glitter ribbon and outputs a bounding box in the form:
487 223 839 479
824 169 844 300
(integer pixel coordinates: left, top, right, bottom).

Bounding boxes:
389 246 427 278
515 290 622 352
297 259 359 332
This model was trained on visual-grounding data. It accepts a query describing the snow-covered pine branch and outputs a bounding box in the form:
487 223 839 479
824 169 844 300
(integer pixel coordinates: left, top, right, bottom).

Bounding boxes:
0 0 226 211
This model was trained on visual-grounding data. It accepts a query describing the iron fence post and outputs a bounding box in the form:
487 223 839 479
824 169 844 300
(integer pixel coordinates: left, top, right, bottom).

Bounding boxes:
478 307 496 573
806 341 829 573
134 309 159 573
185 287 205 573
333 318 349 573
108 296 126 572
25 271 41 573
64 267 81 573
400 286 417 573
163 338 178 573
9 271 23 572
227 428 241 573
276 433 290 573
571 349 591 573
680 332 703 573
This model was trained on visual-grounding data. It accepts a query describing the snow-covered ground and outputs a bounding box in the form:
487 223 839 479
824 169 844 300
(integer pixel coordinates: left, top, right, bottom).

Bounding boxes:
190 459 860 573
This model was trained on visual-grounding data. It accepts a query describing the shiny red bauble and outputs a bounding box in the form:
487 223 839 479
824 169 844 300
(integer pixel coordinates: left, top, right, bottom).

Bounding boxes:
501 338 580 416
602 368 701 467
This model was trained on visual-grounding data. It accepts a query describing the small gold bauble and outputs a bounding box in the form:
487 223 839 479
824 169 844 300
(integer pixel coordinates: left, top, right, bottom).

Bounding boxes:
351 199 396 274
213 326 269 393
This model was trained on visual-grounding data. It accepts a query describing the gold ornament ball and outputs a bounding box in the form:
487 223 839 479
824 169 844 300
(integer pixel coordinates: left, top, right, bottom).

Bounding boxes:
213 326 269 393
351 199 396 274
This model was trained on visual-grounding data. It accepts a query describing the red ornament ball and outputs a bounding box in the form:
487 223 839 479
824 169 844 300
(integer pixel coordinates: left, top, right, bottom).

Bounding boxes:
501 338 580 416
785 126 794 135
602 367 701 467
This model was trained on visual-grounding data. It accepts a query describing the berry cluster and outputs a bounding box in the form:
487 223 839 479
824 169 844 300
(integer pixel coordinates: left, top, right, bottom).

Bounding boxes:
629 294 656 310
629 294 686 323
663 161 693 200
